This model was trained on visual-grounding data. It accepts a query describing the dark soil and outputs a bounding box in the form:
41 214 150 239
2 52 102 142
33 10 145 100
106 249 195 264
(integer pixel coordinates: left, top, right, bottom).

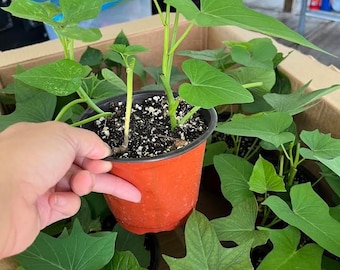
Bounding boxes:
92 95 208 159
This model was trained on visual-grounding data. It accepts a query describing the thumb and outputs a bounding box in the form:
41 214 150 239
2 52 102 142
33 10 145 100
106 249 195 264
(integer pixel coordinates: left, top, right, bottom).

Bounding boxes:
45 192 81 227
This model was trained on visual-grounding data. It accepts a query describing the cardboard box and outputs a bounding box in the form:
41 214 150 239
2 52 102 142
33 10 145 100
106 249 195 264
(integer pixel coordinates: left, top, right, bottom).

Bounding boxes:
1 14 340 269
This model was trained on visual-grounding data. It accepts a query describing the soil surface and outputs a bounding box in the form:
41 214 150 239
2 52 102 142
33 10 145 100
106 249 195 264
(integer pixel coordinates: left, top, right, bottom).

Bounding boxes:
92 95 208 159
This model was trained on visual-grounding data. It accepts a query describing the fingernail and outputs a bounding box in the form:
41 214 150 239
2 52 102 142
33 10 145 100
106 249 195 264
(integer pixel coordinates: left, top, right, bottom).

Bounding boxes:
104 143 113 158
54 194 67 207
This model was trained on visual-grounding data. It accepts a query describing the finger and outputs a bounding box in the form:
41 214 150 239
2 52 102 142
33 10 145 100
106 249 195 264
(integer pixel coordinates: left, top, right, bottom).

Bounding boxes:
46 192 81 227
70 170 95 196
36 191 81 229
77 158 112 174
55 164 82 192
60 124 112 160
92 174 141 203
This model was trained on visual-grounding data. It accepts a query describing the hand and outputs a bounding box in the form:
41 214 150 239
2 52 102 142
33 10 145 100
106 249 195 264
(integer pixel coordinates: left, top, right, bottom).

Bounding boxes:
0 122 141 259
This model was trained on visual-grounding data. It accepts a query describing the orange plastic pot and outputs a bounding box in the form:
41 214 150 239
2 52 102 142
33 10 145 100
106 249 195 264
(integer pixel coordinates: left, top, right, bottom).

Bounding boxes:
82 91 217 234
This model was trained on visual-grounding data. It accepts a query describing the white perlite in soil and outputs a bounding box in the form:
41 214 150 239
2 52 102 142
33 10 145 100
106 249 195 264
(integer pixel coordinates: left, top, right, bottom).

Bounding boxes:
93 95 208 159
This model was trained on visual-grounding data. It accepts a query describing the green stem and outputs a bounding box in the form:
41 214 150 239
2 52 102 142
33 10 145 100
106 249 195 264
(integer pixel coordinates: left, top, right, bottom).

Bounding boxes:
71 112 112 127
312 175 324 188
152 0 165 25
178 106 201 126
261 193 270 226
122 57 136 149
54 98 86 122
279 153 285 177
265 217 282 228
243 138 260 161
77 87 105 115
168 22 194 56
242 82 263 89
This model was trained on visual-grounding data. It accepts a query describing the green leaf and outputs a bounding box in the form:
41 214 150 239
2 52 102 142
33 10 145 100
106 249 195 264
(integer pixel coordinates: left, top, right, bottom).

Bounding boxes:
113 30 130 46
318 164 340 199
0 83 56 132
113 224 150 268
2 0 58 25
177 47 228 62
300 130 340 159
257 226 323 270
227 67 275 94
166 0 327 54
103 251 147 270
330 205 340 223
263 183 340 257
110 44 149 56
15 219 117 270
72 198 102 233
227 38 278 70
264 83 340 115
105 51 147 81
179 59 253 108
101 68 127 93
14 59 91 96
214 154 254 206
212 197 270 248
163 210 253 270
80 47 103 67
58 26 102 42
300 130 340 178
215 112 295 148
249 156 286 194
59 0 102 24
204 141 228 167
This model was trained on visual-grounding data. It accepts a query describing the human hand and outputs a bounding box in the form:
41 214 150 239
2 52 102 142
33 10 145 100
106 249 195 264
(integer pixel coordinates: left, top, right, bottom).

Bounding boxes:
0 122 141 259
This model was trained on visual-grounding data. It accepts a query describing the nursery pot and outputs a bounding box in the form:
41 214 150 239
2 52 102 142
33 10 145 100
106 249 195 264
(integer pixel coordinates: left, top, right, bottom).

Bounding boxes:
81 91 217 234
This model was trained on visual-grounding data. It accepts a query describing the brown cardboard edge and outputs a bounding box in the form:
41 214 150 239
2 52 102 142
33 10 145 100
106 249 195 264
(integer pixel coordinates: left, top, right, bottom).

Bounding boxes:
1 15 340 269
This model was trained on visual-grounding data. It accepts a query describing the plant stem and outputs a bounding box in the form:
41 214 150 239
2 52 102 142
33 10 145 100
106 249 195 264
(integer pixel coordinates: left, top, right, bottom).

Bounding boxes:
178 106 201 126
71 112 112 127
77 86 105 115
54 98 86 122
312 175 324 188
242 82 263 89
122 57 136 149
243 138 260 161
265 217 282 228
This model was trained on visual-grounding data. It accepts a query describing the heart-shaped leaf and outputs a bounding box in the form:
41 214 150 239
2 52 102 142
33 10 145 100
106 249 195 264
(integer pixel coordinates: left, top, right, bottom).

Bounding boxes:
257 226 323 270
318 164 340 199
0 80 56 132
214 154 254 206
264 83 340 115
166 0 327 54
300 130 340 178
249 156 286 194
163 210 253 269
15 219 116 270
227 67 275 94
59 0 102 24
300 130 340 159
263 183 340 257
212 197 270 248
177 47 228 62
215 112 295 148
2 0 58 25
179 59 253 108
103 251 147 270
227 38 277 69
14 59 91 96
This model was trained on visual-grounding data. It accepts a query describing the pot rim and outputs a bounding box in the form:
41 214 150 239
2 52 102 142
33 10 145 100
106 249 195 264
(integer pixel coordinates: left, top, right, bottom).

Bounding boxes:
81 90 217 163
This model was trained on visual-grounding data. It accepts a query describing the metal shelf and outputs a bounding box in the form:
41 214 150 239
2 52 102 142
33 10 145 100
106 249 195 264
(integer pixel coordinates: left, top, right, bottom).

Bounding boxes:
298 0 340 34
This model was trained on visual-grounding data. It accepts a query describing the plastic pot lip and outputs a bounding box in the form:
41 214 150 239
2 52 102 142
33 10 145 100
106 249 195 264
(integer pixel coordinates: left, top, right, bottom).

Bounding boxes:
81 90 217 163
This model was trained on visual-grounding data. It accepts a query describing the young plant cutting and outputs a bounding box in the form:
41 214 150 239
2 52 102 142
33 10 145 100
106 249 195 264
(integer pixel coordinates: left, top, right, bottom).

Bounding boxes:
1 0 340 269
